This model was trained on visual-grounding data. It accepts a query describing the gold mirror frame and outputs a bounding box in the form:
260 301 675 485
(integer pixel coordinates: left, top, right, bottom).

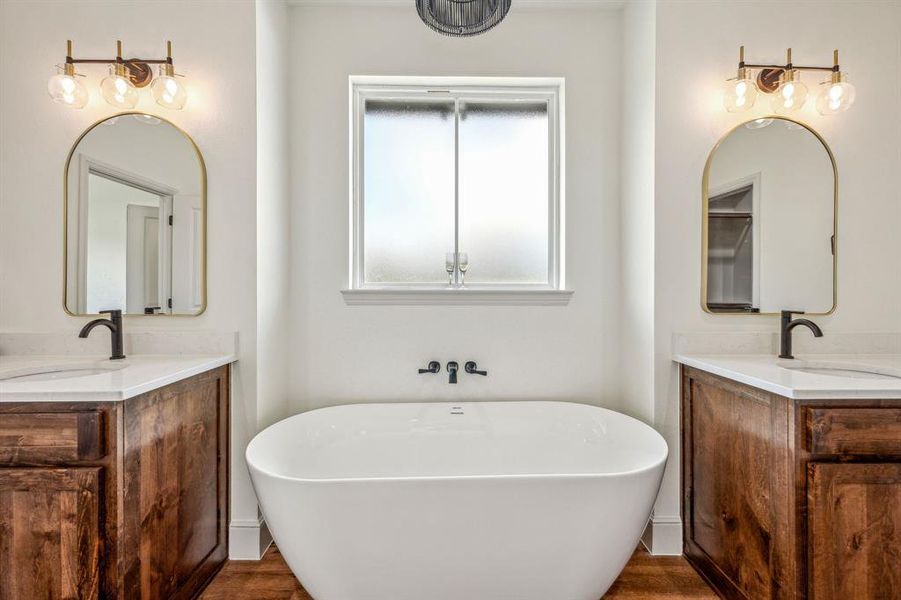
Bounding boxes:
701 116 837 316
63 111 208 317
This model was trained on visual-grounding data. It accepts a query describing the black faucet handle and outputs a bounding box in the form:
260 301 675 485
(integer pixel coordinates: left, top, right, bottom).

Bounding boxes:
464 361 488 376
418 361 441 374
99 309 122 319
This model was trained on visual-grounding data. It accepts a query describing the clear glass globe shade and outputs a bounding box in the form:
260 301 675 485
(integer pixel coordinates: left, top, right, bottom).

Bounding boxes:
100 73 138 108
816 80 856 115
151 75 187 110
723 78 757 112
771 77 809 113
47 73 88 108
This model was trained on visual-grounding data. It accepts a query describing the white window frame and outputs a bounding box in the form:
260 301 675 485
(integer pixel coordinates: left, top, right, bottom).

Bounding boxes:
343 76 571 306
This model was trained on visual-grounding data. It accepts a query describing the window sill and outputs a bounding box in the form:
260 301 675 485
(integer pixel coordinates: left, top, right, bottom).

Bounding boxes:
341 288 574 306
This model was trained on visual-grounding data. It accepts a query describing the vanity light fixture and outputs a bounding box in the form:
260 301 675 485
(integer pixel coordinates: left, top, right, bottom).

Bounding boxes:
49 39 188 110
47 41 89 108
100 41 139 109
770 49 809 114
723 46 758 112
150 42 188 110
817 51 857 115
723 46 855 116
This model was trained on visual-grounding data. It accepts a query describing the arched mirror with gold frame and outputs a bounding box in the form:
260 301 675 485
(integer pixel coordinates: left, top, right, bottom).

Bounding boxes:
701 116 837 315
64 112 207 316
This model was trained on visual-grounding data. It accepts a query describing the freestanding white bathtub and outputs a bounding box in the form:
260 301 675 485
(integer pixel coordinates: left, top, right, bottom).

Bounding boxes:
246 401 667 600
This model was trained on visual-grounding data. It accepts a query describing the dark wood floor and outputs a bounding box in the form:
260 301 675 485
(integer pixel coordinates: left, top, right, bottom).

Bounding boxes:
200 544 716 599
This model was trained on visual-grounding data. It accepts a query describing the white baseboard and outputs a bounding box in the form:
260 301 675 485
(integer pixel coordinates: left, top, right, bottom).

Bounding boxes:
229 517 273 560
640 515 683 556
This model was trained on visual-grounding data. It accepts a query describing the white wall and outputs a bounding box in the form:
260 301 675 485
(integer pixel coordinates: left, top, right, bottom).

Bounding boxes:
619 0 656 427
252 0 292 553
0 0 263 558
287 5 623 411
651 0 901 551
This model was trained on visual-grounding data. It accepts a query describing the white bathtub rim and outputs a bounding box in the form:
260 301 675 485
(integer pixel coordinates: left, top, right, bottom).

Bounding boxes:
246 400 669 485
246 453 669 485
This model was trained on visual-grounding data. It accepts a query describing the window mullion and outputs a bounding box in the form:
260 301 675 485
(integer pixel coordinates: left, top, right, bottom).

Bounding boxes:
453 96 461 287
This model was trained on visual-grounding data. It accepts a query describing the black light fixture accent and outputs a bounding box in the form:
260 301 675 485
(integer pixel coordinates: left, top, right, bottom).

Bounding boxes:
416 0 512 37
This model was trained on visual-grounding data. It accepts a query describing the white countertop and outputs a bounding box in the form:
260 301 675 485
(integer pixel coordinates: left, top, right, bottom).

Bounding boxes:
0 354 235 402
674 354 901 399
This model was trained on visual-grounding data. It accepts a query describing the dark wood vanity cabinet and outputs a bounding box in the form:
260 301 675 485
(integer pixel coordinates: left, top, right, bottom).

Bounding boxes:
0 366 229 600
681 366 901 600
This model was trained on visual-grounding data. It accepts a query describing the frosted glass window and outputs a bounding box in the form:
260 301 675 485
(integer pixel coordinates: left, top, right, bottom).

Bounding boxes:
459 101 549 284
354 81 561 290
363 100 455 284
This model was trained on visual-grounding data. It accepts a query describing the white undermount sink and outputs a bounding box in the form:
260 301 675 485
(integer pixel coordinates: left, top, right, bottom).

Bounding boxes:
0 362 126 383
779 360 901 380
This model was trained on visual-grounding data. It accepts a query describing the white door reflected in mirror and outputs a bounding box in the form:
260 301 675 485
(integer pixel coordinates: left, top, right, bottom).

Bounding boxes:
65 113 206 316
703 117 835 315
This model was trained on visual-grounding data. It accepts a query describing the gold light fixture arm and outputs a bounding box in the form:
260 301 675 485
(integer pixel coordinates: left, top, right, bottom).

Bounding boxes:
62 40 76 77
61 39 177 88
739 45 840 73
113 40 128 78
62 40 176 66
735 46 845 94
734 45 751 81
163 41 175 78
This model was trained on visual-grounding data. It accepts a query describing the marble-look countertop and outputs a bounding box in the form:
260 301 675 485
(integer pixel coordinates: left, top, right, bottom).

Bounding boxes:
674 354 901 399
0 354 235 402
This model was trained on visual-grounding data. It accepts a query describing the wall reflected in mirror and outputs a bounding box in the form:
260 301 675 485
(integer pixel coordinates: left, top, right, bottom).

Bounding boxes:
703 117 835 315
65 113 206 316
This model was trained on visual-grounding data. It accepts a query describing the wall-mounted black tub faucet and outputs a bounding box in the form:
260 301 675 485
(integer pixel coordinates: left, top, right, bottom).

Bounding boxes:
779 310 823 360
418 361 441 374
464 361 488 376
447 361 459 384
79 309 126 360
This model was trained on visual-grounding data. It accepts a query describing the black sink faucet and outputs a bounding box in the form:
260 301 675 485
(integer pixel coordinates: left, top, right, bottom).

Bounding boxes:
779 310 823 360
447 361 458 384
79 309 126 360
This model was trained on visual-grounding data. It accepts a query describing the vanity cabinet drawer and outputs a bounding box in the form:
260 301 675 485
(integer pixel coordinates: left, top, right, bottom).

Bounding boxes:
805 407 901 456
0 411 105 464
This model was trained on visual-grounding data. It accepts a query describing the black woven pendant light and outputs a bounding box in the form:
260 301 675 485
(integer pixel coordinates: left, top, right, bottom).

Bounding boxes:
416 0 512 37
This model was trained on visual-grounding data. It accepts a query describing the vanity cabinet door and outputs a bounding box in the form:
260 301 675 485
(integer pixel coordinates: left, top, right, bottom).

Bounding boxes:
0 468 102 600
808 462 901 600
120 366 228 600
682 373 778 598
